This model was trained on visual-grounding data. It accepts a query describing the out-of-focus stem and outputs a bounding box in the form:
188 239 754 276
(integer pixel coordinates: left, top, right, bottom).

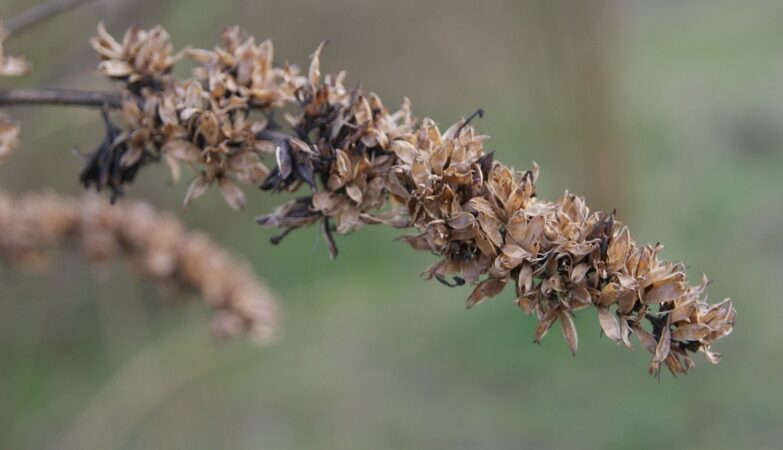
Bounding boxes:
0 88 122 108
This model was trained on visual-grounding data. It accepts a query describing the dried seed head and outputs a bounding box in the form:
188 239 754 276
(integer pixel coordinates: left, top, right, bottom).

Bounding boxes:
80 24 734 374
90 22 182 83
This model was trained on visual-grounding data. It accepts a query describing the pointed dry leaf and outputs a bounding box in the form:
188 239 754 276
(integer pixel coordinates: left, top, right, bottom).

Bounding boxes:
632 324 657 354
607 226 631 270
309 41 326 85
597 283 621 306
653 320 671 364
390 140 418 165
597 307 621 342
163 140 201 162
560 309 578 356
466 277 506 309
218 177 246 210
570 263 590 283
346 183 363 204
184 176 210 206
534 308 559 343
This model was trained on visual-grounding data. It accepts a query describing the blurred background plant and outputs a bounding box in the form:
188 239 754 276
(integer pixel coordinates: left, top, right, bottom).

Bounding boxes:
0 0 780 449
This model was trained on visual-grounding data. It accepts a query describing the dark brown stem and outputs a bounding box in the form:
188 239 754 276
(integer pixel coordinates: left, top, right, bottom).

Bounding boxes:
4 0 97 35
0 88 122 109
0 88 272 111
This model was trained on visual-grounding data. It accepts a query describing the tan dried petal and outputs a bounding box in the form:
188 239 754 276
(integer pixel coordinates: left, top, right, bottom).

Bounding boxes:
569 284 591 309
632 324 657 354
466 277 506 309
184 176 210 206
218 177 246 210
652 320 671 365
534 307 559 343
390 140 418 165
98 60 134 77
607 226 631 271
597 307 621 342
163 140 201 162
560 309 578 356
671 323 710 342
644 279 685 305
198 112 221 146
345 183 363 204
309 41 326 85
570 263 590 283
597 282 621 306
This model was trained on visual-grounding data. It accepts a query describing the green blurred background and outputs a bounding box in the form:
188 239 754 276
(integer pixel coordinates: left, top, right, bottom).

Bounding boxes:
1 0 781 449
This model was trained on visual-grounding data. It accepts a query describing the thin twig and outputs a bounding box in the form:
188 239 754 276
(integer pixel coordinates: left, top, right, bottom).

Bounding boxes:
0 88 272 110
4 0 98 35
0 88 122 108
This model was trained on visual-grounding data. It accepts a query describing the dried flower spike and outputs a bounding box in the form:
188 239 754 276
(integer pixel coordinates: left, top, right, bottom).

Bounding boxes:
2 23 734 374
0 190 277 343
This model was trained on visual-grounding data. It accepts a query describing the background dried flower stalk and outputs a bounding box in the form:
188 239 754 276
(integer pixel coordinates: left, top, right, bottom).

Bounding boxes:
60 23 735 375
0 190 277 343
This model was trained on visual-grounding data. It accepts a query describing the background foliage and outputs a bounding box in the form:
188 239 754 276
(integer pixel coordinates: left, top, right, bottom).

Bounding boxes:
1 0 781 449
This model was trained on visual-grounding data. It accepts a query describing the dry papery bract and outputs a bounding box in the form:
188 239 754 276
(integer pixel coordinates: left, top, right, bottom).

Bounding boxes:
0 190 277 343
36 23 737 375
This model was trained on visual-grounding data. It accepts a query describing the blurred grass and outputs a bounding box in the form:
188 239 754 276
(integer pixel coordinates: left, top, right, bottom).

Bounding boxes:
1 0 782 449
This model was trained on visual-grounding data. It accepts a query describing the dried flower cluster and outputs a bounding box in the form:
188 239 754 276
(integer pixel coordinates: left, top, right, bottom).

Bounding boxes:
0 22 735 375
0 190 277 342
75 23 736 374
83 24 300 203
390 120 736 374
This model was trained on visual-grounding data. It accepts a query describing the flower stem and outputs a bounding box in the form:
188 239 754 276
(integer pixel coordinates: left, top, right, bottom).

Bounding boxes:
0 88 122 108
